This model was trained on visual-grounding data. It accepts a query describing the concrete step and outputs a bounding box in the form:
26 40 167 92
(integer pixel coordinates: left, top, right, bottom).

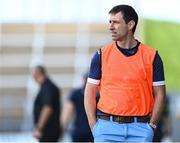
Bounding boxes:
0 47 32 54
45 23 77 33
0 67 74 75
0 87 26 96
43 47 75 54
1 24 34 34
0 74 74 88
0 53 75 67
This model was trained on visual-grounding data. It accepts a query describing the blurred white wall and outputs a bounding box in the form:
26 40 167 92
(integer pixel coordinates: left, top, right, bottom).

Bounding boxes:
0 0 180 23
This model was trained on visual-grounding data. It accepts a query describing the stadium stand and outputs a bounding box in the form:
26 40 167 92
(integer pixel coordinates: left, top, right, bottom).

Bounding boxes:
0 23 110 132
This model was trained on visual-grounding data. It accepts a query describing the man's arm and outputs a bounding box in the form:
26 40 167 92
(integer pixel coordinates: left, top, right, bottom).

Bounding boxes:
33 106 53 139
37 106 53 130
61 101 74 131
150 52 166 128
84 82 99 130
150 85 166 126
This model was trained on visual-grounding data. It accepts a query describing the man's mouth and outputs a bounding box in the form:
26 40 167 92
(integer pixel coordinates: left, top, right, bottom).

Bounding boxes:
111 33 116 37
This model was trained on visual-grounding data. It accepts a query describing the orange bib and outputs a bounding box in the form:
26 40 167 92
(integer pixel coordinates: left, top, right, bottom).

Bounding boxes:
98 42 156 116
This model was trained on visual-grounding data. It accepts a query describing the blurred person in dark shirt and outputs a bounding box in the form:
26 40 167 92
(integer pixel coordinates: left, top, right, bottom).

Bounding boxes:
61 73 97 142
32 65 62 142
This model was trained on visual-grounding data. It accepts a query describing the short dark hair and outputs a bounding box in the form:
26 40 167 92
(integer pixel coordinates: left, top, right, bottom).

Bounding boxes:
109 5 138 33
35 65 47 75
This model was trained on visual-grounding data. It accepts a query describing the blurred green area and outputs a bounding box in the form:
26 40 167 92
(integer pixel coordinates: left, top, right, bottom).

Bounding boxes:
143 19 180 91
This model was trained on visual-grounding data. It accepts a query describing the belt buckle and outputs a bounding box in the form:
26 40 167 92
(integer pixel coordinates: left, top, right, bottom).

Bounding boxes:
119 116 123 123
118 116 124 123
112 116 120 123
120 117 134 123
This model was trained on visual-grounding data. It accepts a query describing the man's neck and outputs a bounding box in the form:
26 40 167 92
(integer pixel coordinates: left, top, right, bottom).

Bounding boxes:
116 37 137 49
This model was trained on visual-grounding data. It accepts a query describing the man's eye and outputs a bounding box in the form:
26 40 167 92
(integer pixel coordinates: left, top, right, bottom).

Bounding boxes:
109 20 112 24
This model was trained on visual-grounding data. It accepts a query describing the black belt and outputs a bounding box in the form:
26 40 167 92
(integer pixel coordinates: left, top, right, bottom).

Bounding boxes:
97 115 150 123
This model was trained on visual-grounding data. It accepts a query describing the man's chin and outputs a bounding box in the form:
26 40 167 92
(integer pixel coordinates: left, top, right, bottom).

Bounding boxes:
111 38 117 41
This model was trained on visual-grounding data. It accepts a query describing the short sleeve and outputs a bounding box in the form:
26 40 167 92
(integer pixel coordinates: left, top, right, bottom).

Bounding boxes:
42 88 54 107
87 51 101 85
153 52 165 86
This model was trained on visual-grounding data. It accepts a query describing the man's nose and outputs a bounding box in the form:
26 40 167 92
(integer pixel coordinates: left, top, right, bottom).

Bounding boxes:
109 23 114 31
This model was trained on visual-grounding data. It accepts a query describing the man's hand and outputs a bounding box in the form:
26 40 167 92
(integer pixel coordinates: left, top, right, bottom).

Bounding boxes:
33 128 42 140
89 120 97 131
33 105 53 140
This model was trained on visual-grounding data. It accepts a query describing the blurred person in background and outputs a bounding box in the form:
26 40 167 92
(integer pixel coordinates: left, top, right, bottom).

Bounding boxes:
32 65 62 142
61 72 95 142
84 4 166 142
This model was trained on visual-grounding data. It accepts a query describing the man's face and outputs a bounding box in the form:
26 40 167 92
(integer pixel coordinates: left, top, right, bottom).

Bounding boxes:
32 69 41 85
109 12 128 41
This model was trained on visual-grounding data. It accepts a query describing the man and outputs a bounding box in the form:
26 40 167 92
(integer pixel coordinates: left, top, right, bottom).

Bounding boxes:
61 73 94 142
84 5 166 142
32 65 61 142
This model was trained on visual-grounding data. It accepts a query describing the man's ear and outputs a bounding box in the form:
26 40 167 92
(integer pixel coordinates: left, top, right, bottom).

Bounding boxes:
128 20 135 31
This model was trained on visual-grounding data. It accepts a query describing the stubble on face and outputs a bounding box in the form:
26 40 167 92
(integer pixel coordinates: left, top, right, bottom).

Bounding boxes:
109 12 128 41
